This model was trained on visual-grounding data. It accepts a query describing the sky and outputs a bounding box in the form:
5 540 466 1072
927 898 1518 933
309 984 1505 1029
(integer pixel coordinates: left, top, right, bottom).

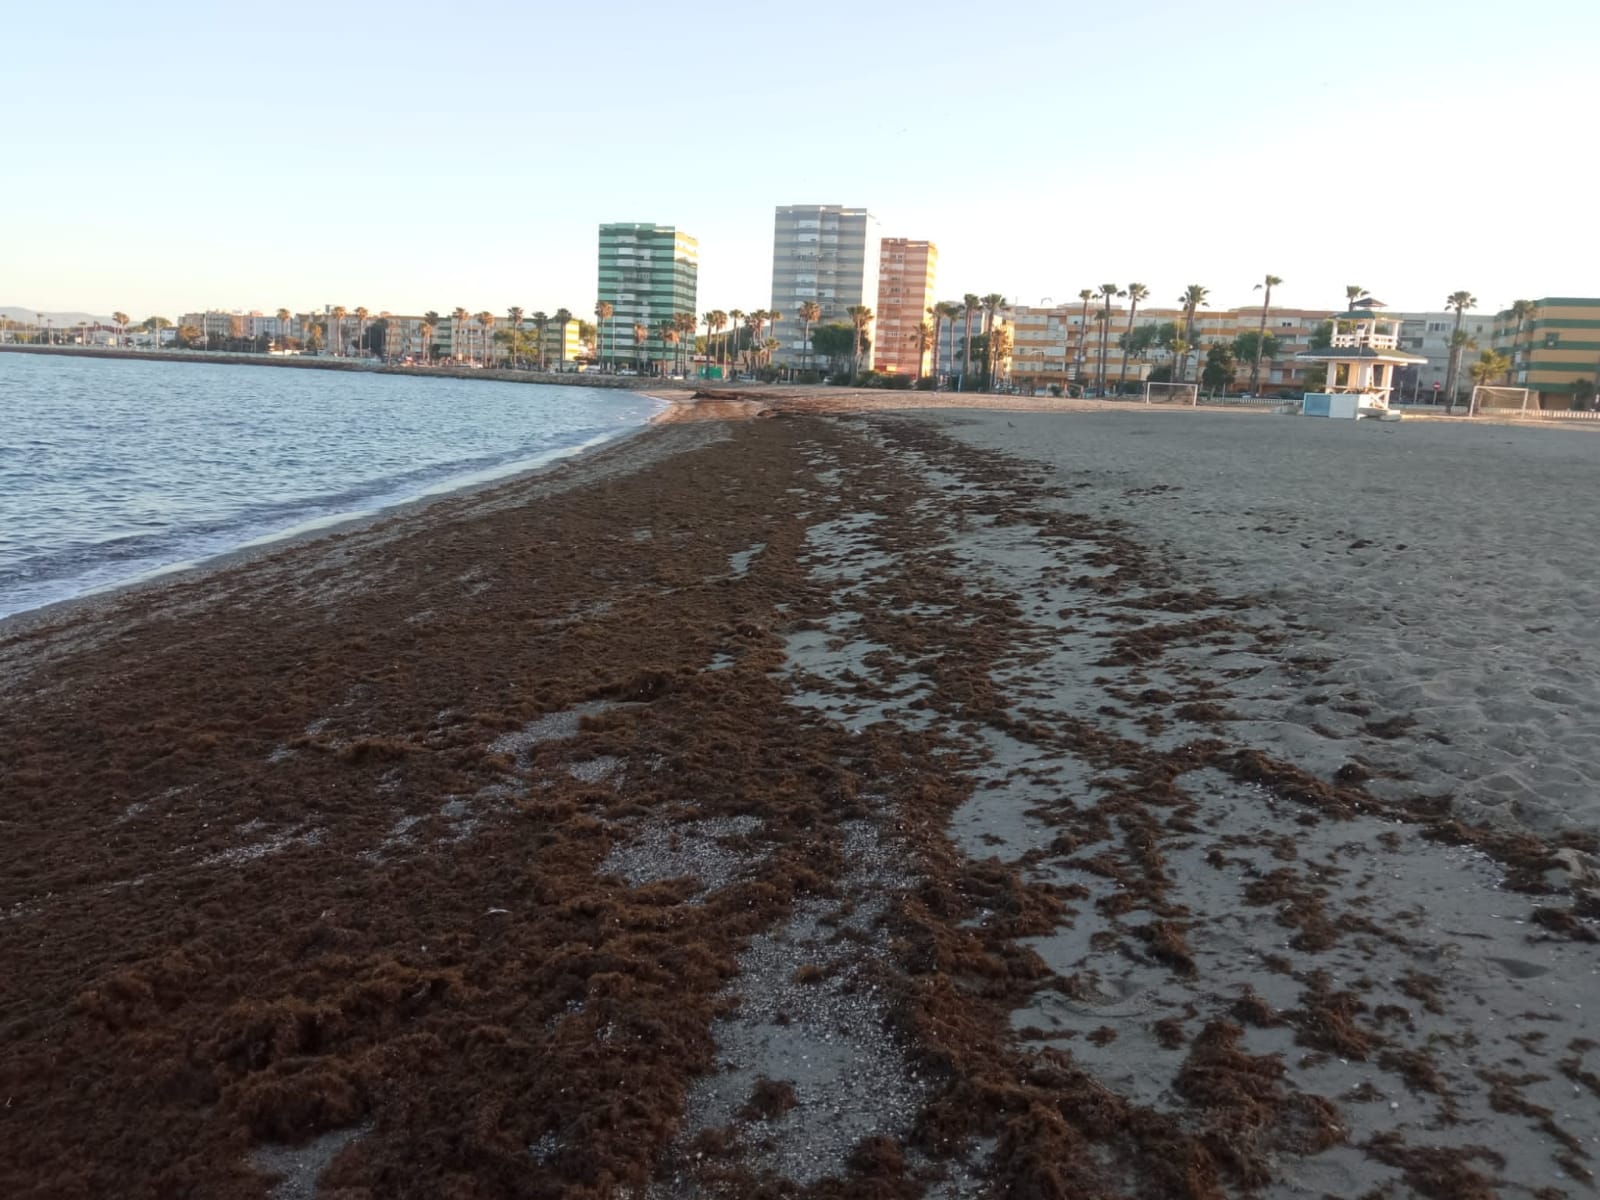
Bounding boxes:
5 0 1598 323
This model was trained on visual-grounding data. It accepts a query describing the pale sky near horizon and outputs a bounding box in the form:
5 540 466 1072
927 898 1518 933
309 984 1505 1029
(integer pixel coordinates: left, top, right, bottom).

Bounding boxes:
5 0 1597 322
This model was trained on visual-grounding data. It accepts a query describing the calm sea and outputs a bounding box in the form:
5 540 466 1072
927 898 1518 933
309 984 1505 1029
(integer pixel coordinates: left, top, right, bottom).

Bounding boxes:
0 354 663 619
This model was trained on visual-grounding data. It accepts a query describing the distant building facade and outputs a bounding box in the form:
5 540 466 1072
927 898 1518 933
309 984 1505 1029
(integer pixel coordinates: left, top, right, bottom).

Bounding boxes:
770 205 880 366
1493 297 1600 408
1391 309 1497 402
597 223 698 367
872 238 937 375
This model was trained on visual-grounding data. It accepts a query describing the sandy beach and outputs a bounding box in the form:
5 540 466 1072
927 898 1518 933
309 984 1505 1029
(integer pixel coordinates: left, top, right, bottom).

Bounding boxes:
2 403 1597 1198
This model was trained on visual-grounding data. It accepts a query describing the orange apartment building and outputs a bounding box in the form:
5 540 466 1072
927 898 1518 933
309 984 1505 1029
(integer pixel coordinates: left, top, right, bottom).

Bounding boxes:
872 238 938 375
1007 301 1336 394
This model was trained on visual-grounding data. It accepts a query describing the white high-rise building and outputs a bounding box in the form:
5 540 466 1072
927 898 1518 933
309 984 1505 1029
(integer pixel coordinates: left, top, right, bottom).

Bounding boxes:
769 205 880 367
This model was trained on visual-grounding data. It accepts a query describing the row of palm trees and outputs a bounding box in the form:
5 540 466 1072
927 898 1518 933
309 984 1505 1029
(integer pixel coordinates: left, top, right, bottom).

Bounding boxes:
920 293 1009 389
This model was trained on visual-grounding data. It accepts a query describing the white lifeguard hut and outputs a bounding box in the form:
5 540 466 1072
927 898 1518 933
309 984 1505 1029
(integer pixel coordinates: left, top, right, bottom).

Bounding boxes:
1295 300 1426 419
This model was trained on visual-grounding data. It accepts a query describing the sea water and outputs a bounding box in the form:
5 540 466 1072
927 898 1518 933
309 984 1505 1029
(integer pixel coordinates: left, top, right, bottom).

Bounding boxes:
0 354 662 618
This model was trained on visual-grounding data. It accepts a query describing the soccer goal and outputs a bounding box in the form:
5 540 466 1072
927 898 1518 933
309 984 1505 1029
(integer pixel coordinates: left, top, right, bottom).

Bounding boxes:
1144 382 1198 406
1471 386 1531 415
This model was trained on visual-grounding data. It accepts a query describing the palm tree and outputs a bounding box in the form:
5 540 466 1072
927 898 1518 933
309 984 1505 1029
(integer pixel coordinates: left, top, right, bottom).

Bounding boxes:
476 312 496 366
274 308 292 350
766 310 782 372
1442 290 1477 413
924 304 943 386
847 304 874 384
660 324 680 377
111 311 129 348
595 301 614 369
506 307 525 367
1073 289 1094 387
936 301 963 386
1249 275 1283 394
632 322 648 370
1468 348 1513 403
701 310 719 375
330 306 348 355
532 311 549 370
708 309 728 370
798 300 821 376
1344 285 1370 312
910 321 935 382
742 312 761 374
1096 283 1122 393
980 294 1006 390
447 308 467 362
1177 285 1209 382
352 306 369 356
421 311 441 363
960 294 980 390
727 309 746 374
675 312 697 374
553 308 574 369
1506 298 1536 383
1116 284 1149 393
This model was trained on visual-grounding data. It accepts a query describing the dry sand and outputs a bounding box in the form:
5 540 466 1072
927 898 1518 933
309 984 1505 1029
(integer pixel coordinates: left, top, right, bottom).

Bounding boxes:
1 404 1596 1199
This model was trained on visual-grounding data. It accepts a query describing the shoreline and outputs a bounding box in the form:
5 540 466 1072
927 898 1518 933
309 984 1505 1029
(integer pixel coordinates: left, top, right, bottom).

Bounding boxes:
0 407 676 642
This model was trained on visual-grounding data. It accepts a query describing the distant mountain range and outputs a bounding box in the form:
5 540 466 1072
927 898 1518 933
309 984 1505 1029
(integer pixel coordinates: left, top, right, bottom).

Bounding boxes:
1 306 115 327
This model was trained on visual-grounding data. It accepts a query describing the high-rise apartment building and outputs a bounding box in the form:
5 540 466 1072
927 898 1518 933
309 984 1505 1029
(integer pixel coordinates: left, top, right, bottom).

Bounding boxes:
597 223 698 368
872 239 937 375
770 205 880 366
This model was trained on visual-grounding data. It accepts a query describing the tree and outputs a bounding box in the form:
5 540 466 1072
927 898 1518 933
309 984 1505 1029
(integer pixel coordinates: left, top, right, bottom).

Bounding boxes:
910 321 935 381
727 309 746 374
532 311 549 370
798 301 821 376
1309 320 1334 351
1176 285 1209 382
810 323 859 374
1116 283 1148 393
476 312 496 365
273 308 292 350
417 321 434 363
330 306 348 355
938 302 963 385
504 307 525 367
1231 331 1282 376
595 301 614 368
847 305 874 383
631 323 647 369
767 310 783 371
1572 378 1597 412
676 312 697 374
174 324 204 348
1096 283 1122 392
1468 349 1512 405
1344 285 1370 311
1505 297 1536 383
1441 290 1477 413
960 294 980 390
1120 324 1161 382
111 311 129 347
1248 274 1282 394
1074 289 1094 385
659 322 679 376
980 294 1006 390
1201 342 1236 395
353 306 370 356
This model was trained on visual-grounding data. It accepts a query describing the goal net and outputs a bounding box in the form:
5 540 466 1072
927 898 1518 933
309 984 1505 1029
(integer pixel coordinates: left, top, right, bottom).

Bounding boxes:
1471 386 1530 414
1145 382 1198 406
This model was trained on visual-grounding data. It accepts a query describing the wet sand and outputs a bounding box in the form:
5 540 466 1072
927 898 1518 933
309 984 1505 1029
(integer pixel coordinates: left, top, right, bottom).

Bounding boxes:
1 407 1596 1198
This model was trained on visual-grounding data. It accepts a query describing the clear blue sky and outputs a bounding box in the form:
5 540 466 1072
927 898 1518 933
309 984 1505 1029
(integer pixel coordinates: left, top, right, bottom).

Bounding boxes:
5 0 1597 322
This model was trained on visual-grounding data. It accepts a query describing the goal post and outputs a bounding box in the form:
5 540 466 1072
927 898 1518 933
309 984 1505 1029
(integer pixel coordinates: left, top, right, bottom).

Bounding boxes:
1144 382 1198 406
1470 386 1531 415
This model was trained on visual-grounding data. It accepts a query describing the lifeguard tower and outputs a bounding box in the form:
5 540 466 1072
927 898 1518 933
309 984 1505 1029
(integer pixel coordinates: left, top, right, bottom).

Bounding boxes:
1295 300 1425 418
